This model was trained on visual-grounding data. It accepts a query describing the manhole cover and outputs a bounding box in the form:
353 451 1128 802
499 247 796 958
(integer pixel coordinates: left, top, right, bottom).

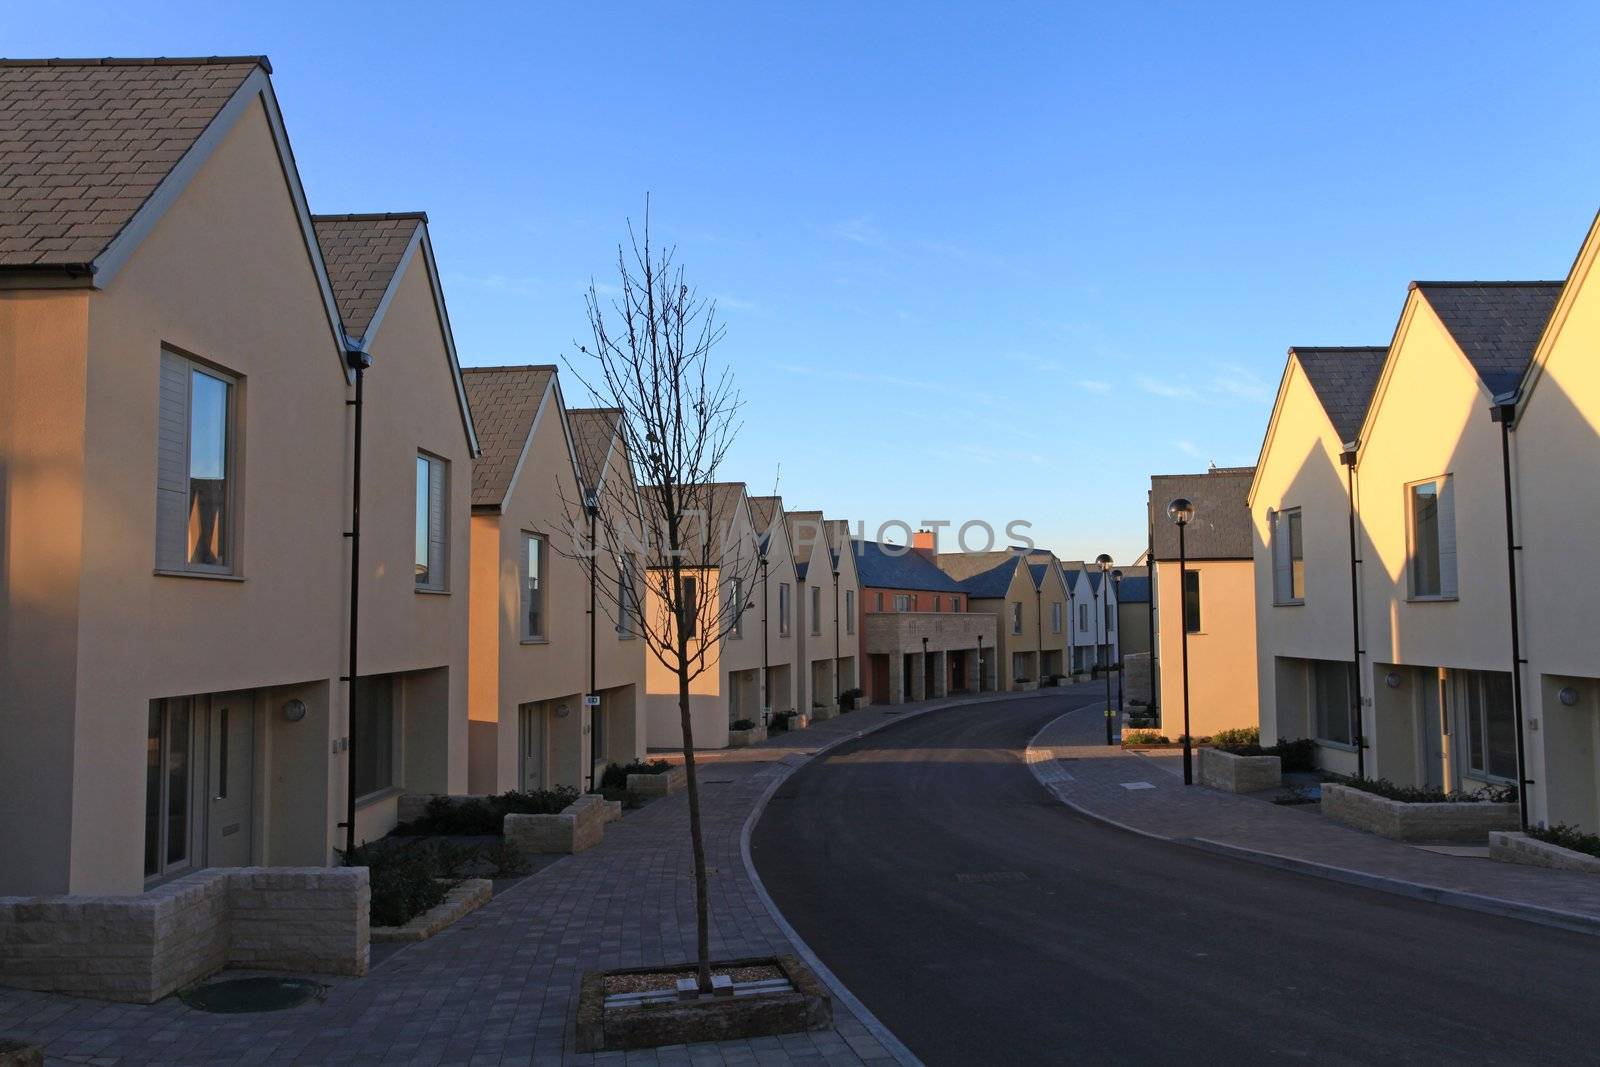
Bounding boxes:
180 976 324 1014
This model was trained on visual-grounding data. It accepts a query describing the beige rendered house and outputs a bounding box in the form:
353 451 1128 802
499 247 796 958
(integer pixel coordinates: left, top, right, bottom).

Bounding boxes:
1248 347 1386 773
748 495 801 720
1026 555 1072 680
824 519 863 698
0 57 474 895
642 482 764 749
1349 283 1560 801
785 510 860 716
1149 467 1259 739
939 550 1040 690
462 368 646 795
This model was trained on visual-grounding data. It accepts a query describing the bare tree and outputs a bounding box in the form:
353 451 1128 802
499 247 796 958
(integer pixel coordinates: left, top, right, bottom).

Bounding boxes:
560 205 760 991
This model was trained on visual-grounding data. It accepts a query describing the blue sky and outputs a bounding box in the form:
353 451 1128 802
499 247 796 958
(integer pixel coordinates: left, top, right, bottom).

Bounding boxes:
11 2 1600 560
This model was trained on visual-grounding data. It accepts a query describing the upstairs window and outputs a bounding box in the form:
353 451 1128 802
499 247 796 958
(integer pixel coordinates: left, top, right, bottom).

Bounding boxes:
730 577 745 638
156 351 237 574
951 597 962 612
1052 602 1063 633
1272 507 1305 604
680 575 698 638
616 554 635 637
779 582 792 635
810 585 821 635
894 594 911 612
874 591 884 612
415 452 449 591
845 589 856 633
521 534 546 639
1408 477 1457 599
1079 603 1088 630
1183 570 1201 633
1011 602 1022 634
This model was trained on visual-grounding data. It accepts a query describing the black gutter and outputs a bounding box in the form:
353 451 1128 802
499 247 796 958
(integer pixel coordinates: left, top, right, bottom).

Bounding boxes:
1341 448 1366 780
340 343 372 859
1492 401 1532 829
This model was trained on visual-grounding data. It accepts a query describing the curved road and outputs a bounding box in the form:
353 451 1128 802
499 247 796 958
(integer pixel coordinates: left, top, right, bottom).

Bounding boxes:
752 689 1600 1065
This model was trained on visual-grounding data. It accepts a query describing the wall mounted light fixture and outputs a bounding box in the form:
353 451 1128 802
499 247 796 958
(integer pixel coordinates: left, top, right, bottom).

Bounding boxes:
1385 671 1402 689
1559 686 1580 707
282 698 307 722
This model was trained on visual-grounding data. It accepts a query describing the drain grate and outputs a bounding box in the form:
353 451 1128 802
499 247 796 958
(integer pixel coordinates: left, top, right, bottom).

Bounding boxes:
956 871 1029 885
180 976 324 1014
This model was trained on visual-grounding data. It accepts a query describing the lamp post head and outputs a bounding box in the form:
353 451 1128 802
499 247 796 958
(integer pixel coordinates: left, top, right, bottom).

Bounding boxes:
1112 568 1123 582
1167 497 1195 526
1095 553 1113 573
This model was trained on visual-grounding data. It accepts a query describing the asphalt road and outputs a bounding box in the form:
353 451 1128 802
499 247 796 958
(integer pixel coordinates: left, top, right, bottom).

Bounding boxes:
751 688 1600 1066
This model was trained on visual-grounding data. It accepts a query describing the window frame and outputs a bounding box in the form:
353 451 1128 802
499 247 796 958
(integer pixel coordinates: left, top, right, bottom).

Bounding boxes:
1272 506 1306 606
1459 670 1518 783
1182 570 1201 634
1406 475 1457 602
1010 602 1023 635
810 584 821 635
894 593 911 613
352 675 400 803
845 588 856 633
415 451 450 593
1052 602 1063 634
144 697 200 884
1310 659 1355 748
521 532 547 641
779 582 792 636
615 554 635 639
730 576 744 639
156 350 240 578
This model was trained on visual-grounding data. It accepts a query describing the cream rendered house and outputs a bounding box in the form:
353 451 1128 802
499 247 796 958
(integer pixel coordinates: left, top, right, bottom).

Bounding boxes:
749 495 800 719
786 510 846 716
463 368 645 795
1351 283 1560 801
313 212 478 845
1149 468 1259 738
0 57 473 895
939 551 1039 690
1027 555 1072 680
824 518 863 698
1512 212 1600 831
642 483 763 749
1249 347 1386 774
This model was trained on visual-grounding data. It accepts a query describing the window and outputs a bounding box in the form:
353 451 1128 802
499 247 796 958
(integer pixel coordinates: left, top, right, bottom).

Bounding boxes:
1052 603 1063 633
680 575 698 638
521 534 545 639
352 676 396 799
845 589 855 633
156 352 237 574
934 595 943 612
145 698 194 880
1272 507 1306 604
1408 477 1457 599
951 597 961 612
1463 670 1517 781
415 452 449 591
1079 604 1088 629
1011 602 1023 634
1311 659 1354 745
779 582 792 635
874 591 884 612
1183 570 1201 633
810 585 821 635
616 555 635 637
730 577 744 638
894 594 911 612
1105 602 1114 632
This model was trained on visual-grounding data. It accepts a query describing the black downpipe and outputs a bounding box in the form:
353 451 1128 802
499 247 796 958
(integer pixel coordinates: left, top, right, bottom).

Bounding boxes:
1494 404 1532 829
1148 493 1160 728
1342 450 1365 780
587 505 598 792
761 556 770 724
832 567 841 699
341 348 371 860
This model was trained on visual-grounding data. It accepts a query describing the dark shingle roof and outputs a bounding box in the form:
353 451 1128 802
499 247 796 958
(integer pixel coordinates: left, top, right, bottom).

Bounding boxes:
461 366 554 507
939 552 1025 599
1290 346 1388 444
747 496 782 535
1149 468 1255 561
0 57 267 270
1028 562 1049 589
853 541 965 593
1413 282 1563 396
786 511 826 581
567 408 620 494
1115 575 1151 603
311 213 423 340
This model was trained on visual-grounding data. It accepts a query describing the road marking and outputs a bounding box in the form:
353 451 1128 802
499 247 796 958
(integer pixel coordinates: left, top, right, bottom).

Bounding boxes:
1120 781 1156 790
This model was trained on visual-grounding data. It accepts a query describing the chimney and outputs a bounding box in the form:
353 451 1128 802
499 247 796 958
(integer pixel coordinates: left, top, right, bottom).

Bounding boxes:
912 529 936 559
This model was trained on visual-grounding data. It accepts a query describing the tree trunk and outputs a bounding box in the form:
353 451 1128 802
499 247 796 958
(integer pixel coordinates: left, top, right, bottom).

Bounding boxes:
677 629 713 991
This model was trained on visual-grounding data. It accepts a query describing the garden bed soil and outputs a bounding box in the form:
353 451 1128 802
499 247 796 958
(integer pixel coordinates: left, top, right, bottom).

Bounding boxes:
604 963 783 996
576 954 830 1053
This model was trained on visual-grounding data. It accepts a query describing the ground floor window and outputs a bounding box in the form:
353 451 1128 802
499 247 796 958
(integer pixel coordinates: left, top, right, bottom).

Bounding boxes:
353 676 396 798
1461 670 1516 781
145 698 196 880
1312 659 1355 745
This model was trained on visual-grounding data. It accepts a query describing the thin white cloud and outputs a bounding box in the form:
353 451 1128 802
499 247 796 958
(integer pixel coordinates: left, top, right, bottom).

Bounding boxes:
1081 379 1113 394
1174 439 1205 459
1137 376 1201 400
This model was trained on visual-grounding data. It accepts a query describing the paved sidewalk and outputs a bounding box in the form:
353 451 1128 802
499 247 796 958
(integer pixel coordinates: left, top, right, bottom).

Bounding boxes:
0 693 1009 1066
1029 705 1600 930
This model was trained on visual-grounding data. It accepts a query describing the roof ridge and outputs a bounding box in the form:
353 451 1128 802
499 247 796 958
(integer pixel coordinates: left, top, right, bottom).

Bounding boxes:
0 55 271 71
567 406 623 415
1289 345 1387 353
312 211 429 224
1410 280 1563 288
461 363 559 373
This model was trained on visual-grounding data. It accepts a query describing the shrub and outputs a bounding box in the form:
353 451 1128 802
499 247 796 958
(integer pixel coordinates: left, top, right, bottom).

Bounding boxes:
599 759 673 791
769 710 796 733
397 788 579 836
1123 729 1169 745
838 688 863 711
1211 726 1260 747
1338 776 1518 804
1529 823 1600 860
1271 738 1318 774
344 842 453 928
730 718 757 731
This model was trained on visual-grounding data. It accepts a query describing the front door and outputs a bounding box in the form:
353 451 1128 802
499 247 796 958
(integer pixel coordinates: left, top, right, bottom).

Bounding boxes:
1421 670 1447 791
205 692 255 867
519 702 546 791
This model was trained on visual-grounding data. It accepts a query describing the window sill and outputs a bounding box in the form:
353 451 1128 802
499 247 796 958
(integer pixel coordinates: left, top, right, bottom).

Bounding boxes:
154 568 244 582
616 633 636 641
1406 595 1459 603
1274 599 1305 607
1315 739 1357 752
415 588 451 596
355 786 405 809
520 637 550 646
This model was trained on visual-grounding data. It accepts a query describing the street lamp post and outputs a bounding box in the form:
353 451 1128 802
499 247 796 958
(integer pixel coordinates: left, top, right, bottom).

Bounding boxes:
1112 568 1124 719
1167 498 1196 785
1096 553 1114 745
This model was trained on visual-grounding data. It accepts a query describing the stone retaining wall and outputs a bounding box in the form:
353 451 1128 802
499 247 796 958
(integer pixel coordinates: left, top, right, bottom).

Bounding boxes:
728 725 767 747
505 794 612 855
371 879 492 943
0 867 368 1004
628 765 687 799
1489 831 1600 874
1198 748 1280 794
1123 652 1152 707
1321 784 1520 844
